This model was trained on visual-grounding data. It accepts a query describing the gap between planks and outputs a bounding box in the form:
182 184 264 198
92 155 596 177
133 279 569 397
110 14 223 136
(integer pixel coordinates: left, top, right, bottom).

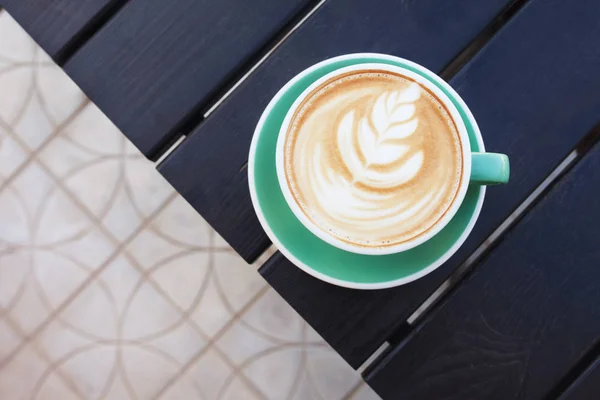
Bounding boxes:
154 0 328 164
201 0 328 119
158 0 539 376
439 0 531 80
406 149 579 326
157 0 529 166
375 122 600 375
54 0 129 65
156 0 537 373
547 335 600 399
406 122 600 327
357 122 600 378
352 0 542 374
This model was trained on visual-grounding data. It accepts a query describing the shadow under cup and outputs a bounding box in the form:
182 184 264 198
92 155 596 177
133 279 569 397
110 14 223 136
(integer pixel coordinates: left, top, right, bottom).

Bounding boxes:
250 55 485 289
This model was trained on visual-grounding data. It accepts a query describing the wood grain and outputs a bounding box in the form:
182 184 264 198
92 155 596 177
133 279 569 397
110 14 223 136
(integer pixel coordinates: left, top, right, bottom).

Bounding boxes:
158 0 514 264
3 0 123 61
366 139 600 400
64 0 314 158
262 0 600 370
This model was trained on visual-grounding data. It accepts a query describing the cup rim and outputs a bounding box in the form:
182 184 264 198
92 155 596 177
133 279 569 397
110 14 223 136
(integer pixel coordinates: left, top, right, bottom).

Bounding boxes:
275 62 472 255
248 53 486 289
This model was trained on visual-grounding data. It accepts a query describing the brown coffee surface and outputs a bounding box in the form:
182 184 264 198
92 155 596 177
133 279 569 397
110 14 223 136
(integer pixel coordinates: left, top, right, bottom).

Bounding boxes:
283 70 463 248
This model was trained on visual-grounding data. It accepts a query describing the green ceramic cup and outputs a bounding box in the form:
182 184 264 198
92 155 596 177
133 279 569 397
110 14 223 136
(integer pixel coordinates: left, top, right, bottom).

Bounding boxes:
248 53 510 289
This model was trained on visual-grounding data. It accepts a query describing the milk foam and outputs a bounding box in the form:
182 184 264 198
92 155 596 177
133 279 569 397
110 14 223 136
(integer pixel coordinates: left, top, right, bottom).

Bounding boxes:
284 71 463 248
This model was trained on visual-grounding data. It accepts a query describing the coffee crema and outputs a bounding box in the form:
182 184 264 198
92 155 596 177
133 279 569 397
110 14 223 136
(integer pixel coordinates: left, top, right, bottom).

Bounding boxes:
283 70 464 248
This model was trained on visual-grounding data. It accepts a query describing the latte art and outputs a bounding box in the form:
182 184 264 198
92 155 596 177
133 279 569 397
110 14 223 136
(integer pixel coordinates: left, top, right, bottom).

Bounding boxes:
284 70 463 248
338 85 423 188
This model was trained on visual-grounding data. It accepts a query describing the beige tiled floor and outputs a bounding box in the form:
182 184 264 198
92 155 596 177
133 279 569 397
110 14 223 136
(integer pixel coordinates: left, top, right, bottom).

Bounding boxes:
0 11 380 400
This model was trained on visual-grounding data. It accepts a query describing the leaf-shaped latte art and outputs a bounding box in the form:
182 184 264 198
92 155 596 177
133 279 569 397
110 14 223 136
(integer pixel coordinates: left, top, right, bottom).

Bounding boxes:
288 72 462 248
337 83 423 189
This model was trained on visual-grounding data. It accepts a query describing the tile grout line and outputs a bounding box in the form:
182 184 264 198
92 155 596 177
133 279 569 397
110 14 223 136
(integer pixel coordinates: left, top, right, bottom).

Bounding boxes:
3 44 295 400
4 112 181 255
0 99 90 195
3 128 144 239
0 61 194 376
3 115 355 397
116 229 273 399
26 156 277 399
3 143 268 399
2 91 270 397
2 13 317 398
3 100 181 254
0 191 178 371
2 315 87 400
150 285 272 400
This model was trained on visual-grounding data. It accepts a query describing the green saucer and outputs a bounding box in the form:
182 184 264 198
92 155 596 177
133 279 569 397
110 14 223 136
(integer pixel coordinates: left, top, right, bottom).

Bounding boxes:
248 54 485 289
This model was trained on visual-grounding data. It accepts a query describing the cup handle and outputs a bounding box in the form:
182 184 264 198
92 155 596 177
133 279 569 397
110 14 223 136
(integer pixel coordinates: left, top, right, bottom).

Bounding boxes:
470 152 510 185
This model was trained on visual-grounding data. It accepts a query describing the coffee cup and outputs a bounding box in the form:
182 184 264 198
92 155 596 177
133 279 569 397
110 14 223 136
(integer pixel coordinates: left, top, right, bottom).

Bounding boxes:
275 63 508 255
249 53 509 289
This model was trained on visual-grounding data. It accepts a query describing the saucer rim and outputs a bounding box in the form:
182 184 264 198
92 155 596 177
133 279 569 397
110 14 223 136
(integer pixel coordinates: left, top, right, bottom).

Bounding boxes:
248 53 486 290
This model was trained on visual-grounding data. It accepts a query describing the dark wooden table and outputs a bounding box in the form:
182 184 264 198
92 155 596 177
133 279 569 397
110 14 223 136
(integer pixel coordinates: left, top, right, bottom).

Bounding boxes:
4 0 600 398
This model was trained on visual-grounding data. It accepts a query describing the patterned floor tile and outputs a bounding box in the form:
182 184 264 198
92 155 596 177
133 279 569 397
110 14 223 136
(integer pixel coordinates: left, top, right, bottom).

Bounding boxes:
134 194 213 255
160 348 255 400
38 104 174 241
60 253 207 350
127 199 268 340
0 162 88 246
0 14 85 151
0 13 36 62
33 317 199 399
120 345 189 399
0 7 379 400
0 318 22 361
0 123 29 178
0 163 116 334
211 251 267 312
217 289 364 400
190 255 267 338
0 345 82 400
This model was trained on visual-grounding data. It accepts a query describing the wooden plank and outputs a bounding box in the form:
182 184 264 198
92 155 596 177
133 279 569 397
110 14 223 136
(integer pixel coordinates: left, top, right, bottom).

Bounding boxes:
559 356 600 400
365 139 600 400
63 0 314 158
158 0 516 264
3 0 123 61
260 0 600 369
